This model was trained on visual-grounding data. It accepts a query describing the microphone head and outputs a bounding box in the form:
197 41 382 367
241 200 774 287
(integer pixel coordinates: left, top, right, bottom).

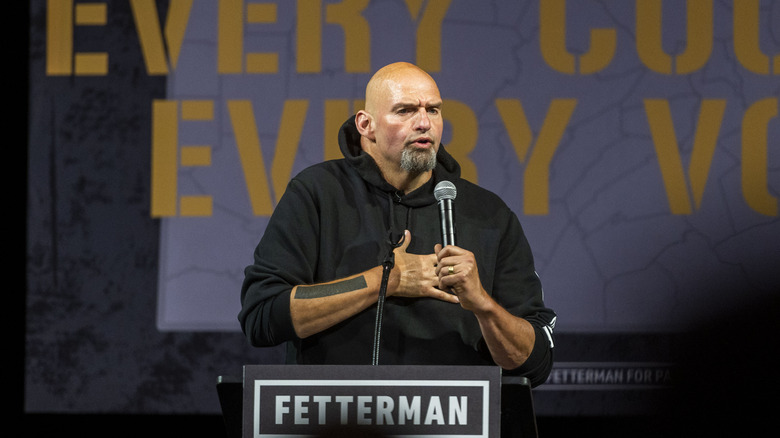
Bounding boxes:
434 180 457 201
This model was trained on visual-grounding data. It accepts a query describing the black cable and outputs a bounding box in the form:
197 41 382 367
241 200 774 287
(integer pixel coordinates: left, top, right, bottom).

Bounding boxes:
372 195 409 365
371 253 394 365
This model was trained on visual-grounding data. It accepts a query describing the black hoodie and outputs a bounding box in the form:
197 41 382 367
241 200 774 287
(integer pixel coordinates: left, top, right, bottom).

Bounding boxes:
239 116 556 387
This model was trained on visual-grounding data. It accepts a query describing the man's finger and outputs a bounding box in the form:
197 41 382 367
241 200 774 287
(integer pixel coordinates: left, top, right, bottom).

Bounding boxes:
431 288 459 303
397 229 412 252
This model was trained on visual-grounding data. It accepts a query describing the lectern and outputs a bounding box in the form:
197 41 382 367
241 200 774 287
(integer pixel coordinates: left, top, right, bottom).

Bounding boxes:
217 365 537 438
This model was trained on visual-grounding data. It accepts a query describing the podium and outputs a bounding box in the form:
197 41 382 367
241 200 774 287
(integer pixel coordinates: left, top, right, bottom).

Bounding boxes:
217 365 537 438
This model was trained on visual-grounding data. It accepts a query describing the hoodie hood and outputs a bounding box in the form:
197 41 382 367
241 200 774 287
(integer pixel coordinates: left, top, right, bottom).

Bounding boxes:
337 115 461 208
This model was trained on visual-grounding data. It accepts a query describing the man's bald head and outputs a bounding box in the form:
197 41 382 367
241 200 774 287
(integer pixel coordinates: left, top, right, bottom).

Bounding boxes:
364 62 440 115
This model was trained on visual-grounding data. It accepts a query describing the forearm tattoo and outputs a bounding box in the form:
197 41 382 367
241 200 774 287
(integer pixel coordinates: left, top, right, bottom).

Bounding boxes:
295 276 368 299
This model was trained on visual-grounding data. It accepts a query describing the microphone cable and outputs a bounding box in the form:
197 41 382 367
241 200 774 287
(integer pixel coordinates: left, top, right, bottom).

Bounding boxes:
372 249 395 366
372 197 408 365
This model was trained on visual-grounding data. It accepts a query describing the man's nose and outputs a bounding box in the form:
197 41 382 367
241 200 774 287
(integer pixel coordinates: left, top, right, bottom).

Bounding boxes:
414 108 431 130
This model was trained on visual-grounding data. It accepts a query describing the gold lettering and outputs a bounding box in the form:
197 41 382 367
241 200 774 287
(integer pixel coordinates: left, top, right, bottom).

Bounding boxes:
644 99 725 214
180 146 211 167
46 0 74 75
297 0 322 73
742 98 778 216
495 99 577 215
218 0 243 73
46 0 108 75
326 0 371 73
150 100 215 217
441 99 478 183
217 0 279 74
271 100 309 201
228 100 275 215
406 0 452 73
179 101 215 216
539 0 616 75
246 2 279 73
324 100 350 162
636 0 713 75
228 100 310 215
179 196 213 216
130 0 194 74
297 0 370 73
151 100 179 217
218 0 278 74
734 0 779 75
74 3 108 75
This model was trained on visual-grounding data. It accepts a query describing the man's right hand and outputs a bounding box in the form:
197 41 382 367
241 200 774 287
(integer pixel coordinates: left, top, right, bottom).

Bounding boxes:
390 230 460 304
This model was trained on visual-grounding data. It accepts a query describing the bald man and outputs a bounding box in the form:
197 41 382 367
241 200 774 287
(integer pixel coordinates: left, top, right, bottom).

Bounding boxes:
239 62 556 386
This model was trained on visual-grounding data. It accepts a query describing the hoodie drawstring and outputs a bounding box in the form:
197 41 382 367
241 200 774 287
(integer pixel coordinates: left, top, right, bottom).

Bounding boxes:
372 193 411 365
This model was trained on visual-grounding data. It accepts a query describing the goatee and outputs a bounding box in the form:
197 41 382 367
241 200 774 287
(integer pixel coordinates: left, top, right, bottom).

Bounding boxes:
400 146 437 173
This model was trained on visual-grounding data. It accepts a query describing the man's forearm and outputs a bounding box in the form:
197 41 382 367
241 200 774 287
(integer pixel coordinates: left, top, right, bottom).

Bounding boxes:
289 266 384 339
473 297 536 370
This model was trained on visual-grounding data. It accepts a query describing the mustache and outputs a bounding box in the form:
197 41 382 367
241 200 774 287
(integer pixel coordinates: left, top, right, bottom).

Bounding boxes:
406 136 436 146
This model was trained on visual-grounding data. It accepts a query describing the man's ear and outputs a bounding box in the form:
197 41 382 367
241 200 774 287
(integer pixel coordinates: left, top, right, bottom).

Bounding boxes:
355 110 375 141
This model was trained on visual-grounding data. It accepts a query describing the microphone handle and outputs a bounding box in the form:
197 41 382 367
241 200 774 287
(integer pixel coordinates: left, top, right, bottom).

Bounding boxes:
438 199 456 247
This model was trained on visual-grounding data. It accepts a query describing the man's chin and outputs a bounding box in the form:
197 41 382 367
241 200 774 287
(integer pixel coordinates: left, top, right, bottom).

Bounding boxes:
400 147 437 172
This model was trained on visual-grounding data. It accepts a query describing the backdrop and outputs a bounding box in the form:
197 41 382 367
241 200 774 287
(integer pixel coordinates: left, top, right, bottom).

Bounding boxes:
27 0 778 418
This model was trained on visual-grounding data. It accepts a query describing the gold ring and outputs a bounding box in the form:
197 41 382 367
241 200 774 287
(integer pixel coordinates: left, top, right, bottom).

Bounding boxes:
448 266 454 275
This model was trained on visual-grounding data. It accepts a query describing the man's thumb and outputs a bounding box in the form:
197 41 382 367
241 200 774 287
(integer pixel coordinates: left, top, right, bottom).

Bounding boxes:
397 230 411 252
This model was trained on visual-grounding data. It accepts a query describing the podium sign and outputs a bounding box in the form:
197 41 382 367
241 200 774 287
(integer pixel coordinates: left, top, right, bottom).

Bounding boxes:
243 365 501 437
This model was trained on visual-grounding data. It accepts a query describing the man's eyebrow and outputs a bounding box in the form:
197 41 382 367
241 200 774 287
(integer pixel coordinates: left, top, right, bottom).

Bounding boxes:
390 101 442 111
390 102 416 110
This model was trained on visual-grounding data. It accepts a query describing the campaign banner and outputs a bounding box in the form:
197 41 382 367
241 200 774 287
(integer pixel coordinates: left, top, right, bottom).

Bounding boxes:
146 0 779 333
243 365 501 437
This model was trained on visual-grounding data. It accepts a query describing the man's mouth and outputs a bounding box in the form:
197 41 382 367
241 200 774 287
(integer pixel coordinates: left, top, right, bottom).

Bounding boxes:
410 137 434 147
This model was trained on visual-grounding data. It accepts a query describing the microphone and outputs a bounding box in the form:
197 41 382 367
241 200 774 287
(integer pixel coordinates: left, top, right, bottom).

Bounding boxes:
434 180 457 246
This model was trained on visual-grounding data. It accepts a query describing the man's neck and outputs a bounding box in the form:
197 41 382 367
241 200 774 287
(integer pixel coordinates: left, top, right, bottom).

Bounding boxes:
385 169 432 195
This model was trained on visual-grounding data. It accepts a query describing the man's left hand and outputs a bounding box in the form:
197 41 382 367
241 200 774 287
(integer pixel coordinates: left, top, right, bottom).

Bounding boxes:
434 244 490 312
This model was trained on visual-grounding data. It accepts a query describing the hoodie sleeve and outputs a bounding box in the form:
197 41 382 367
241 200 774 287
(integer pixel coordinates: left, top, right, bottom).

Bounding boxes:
492 210 557 387
238 177 320 347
